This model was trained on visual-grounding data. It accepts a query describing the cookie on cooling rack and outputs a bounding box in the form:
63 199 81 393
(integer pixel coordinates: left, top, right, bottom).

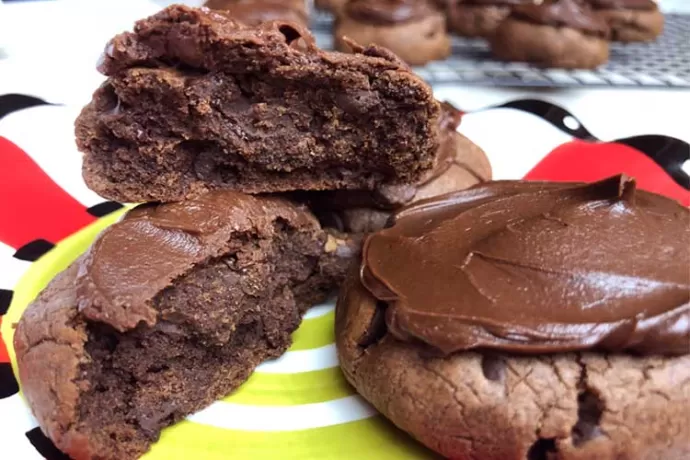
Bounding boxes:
314 0 348 13
204 0 308 27
588 0 664 42
443 0 532 38
489 0 610 69
334 0 451 66
336 175 690 459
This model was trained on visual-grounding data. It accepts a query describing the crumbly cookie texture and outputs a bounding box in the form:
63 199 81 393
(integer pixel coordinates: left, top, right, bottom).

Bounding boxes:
15 192 342 460
336 271 690 460
76 5 440 203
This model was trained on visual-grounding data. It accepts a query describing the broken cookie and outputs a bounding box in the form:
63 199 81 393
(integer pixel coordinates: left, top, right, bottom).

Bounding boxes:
75 5 440 203
15 191 339 460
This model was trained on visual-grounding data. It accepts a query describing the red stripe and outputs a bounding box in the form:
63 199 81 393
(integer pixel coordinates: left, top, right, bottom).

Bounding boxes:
0 136 96 249
525 140 690 206
0 317 9 363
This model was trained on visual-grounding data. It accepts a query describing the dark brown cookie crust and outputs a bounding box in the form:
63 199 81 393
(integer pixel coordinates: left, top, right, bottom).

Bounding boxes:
15 194 335 460
335 267 690 459
76 5 440 203
489 18 610 69
594 8 664 42
445 3 513 38
334 4 451 66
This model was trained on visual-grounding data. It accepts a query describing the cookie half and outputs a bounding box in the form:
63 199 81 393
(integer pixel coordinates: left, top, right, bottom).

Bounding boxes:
15 192 336 459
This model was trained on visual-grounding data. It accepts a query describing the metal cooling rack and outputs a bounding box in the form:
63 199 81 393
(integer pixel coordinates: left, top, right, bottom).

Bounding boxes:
308 11 690 88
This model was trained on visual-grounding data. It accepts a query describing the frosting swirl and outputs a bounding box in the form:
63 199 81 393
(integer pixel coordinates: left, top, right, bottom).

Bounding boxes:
361 175 690 356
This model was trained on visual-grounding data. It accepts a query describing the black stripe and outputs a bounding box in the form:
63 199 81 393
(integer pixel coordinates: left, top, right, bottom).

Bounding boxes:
495 99 597 141
87 201 125 218
25 427 71 460
615 135 690 190
13 239 55 262
0 289 12 316
0 94 53 121
0 363 19 399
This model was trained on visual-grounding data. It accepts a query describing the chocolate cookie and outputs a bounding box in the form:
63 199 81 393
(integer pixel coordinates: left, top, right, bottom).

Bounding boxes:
314 0 348 13
588 0 664 42
336 176 690 459
334 0 451 66
204 0 308 27
443 0 529 38
76 5 440 203
15 192 342 460
305 102 491 233
489 0 610 69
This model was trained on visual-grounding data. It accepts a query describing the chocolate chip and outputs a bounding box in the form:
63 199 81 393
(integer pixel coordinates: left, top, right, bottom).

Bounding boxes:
481 354 506 382
357 301 388 348
526 437 557 460
571 389 605 447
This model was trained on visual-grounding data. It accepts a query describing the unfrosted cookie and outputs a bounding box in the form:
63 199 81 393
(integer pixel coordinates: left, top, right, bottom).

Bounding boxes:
15 192 341 460
334 0 451 66
489 0 610 69
336 176 690 459
76 5 440 203
588 0 664 42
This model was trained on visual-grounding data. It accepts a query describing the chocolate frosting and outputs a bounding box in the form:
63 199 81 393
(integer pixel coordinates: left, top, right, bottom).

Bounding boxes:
463 0 533 5
345 0 440 25
512 0 610 37
213 0 308 27
76 192 320 332
588 0 658 10
361 175 690 356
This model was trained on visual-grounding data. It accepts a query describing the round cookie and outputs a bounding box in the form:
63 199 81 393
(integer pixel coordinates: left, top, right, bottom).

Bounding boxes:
203 0 308 27
334 0 451 66
336 176 690 459
307 102 491 233
444 0 530 38
588 0 664 42
489 0 610 69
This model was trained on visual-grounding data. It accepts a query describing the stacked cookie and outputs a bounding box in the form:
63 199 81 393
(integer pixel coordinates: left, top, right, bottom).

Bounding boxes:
14 5 490 459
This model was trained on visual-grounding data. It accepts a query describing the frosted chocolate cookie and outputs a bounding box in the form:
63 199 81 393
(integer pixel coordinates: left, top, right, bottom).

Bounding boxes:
334 0 451 66
204 0 308 27
444 0 530 38
588 0 664 42
76 5 440 202
305 102 491 234
490 0 610 69
314 0 348 13
15 192 340 460
336 175 690 459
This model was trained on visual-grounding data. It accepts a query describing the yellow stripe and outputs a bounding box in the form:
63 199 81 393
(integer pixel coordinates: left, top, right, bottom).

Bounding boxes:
289 310 335 351
146 416 441 460
223 367 352 406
